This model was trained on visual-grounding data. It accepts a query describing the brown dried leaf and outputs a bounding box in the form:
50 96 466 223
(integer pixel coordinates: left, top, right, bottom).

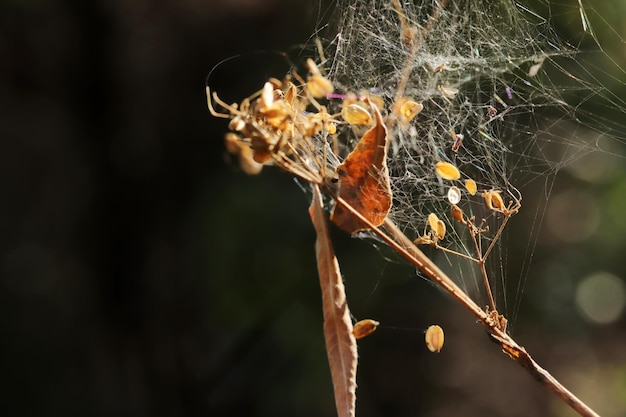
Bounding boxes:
331 99 391 233
309 185 357 417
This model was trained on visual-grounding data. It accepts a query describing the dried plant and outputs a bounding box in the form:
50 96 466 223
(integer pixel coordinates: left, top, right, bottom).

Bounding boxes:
206 1 623 416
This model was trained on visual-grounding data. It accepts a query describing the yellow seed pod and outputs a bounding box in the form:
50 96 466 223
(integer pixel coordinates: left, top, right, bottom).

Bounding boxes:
427 213 439 232
450 204 464 223
342 103 372 125
435 162 461 180
465 179 477 196
435 219 446 240
393 97 423 127
425 325 445 353
353 319 380 339
307 75 334 98
483 190 505 211
400 100 423 120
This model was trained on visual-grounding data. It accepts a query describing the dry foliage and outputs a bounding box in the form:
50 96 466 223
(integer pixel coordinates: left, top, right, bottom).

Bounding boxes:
207 2 602 415
330 99 391 234
309 185 357 417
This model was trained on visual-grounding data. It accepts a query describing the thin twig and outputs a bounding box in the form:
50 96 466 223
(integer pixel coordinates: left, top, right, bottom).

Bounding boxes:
478 215 512 312
479 260 497 312
484 214 511 260
468 221 498 313
431 243 479 263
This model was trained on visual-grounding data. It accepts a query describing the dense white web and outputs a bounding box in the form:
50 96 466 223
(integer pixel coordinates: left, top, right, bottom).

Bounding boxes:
312 0 626 320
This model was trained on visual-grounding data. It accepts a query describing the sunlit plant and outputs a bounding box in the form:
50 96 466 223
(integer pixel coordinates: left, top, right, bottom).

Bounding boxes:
207 1 624 416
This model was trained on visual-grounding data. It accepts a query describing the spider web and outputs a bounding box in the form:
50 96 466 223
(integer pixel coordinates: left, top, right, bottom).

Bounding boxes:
311 0 626 323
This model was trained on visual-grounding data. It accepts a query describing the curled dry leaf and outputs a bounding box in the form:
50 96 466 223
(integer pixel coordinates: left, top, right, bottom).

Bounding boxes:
331 98 392 234
309 185 358 417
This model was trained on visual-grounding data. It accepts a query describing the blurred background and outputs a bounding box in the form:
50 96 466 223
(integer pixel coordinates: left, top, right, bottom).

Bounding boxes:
0 0 625 416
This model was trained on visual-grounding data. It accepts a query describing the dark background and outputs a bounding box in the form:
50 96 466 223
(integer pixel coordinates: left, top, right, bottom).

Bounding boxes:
1 1 625 416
